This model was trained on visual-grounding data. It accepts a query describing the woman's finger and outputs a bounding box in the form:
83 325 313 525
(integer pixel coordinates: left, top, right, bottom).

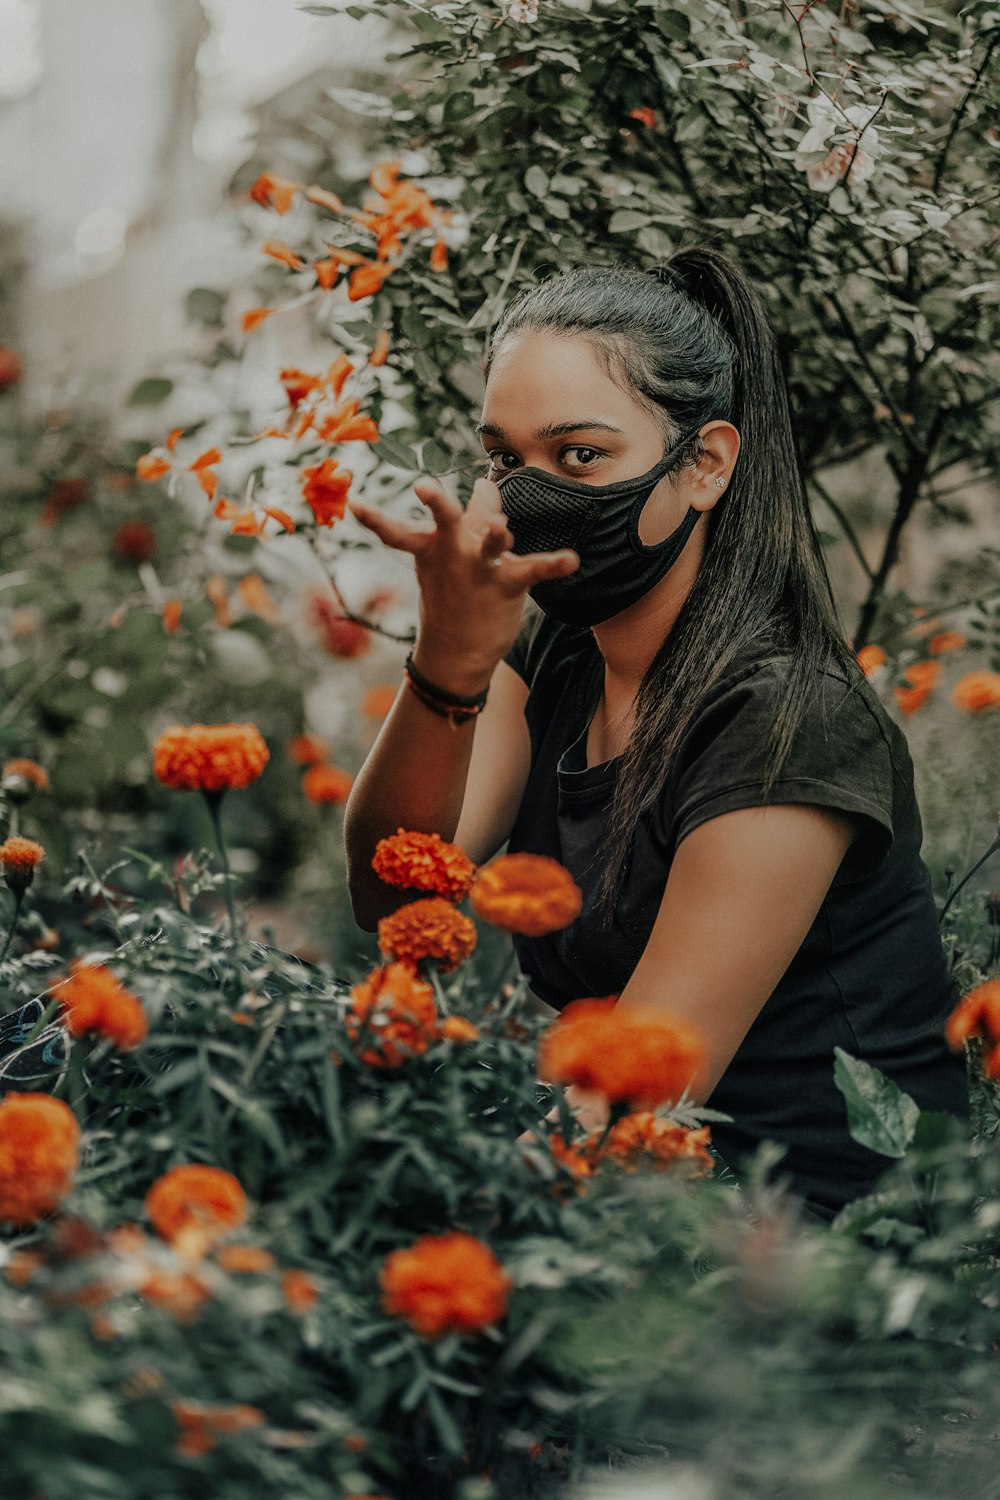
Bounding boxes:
464 475 505 523
412 477 464 532
349 500 434 556
479 518 513 563
504 549 580 591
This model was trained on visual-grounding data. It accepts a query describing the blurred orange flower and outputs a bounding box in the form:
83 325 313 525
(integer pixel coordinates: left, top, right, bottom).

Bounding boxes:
347 961 439 1068
262 240 305 270
928 630 966 655
538 997 705 1111
0 1093 81 1227
302 764 354 805
249 171 301 214
40 476 88 526
902 660 942 689
152 722 270 793
216 1244 276 1274
597 1113 714 1177
302 458 353 526
378 897 477 972
953 669 1000 714
242 306 273 333
282 1268 319 1313
429 238 448 273
162 598 183 633
287 733 329 766
146 1164 249 1256
856 644 885 675
348 261 395 300
280 367 322 408
372 828 477 901
171 1398 265 1455
380 1231 512 1339
55 959 148 1050
629 106 658 127
0 345 23 391
205 574 232 628
304 183 344 213
2 758 49 792
236 573 281 622
136 453 170 481
113 519 156 562
140 1270 212 1323
362 684 397 719
369 328 391 367
945 978 1000 1077
470 853 582 936
440 1015 480 1044
894 683 932 715
0 835 45 891
305 590 372 658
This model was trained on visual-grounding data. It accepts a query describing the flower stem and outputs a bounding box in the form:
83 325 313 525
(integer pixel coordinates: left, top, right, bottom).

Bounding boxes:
0 890 24 964
203 791 240 946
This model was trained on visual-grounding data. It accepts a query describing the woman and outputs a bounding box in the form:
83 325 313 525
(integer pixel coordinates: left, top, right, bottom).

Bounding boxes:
344 245 970 1223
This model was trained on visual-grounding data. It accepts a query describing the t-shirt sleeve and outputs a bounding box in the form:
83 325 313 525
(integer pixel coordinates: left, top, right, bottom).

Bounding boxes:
667 663 897 880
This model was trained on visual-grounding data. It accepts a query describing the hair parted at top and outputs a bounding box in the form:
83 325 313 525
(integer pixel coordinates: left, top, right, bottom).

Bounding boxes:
485 243 863 919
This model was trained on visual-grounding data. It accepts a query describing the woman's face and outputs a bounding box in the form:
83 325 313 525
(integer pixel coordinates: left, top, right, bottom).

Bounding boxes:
479 329 696 545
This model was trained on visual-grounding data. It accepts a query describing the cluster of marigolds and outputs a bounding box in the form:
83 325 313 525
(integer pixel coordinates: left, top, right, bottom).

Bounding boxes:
1 704 999 1480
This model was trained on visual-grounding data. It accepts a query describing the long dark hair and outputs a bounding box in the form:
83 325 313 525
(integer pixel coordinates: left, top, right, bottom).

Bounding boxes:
484 243 862 921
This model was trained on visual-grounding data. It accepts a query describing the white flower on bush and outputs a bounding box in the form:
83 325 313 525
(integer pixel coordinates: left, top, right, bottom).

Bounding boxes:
500 0 538 21
794 94 880 194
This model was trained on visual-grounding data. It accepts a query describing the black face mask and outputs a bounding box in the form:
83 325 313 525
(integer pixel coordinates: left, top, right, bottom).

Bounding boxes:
495 427 704 628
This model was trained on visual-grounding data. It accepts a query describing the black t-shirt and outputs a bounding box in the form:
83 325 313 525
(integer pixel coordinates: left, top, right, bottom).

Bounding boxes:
504 611 971 1221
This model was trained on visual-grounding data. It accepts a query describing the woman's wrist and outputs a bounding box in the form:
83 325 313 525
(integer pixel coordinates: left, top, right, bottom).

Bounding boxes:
409 641 497 699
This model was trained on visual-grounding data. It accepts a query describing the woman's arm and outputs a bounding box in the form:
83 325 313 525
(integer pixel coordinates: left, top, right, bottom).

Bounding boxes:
343 475 577 930
619 801 862 1100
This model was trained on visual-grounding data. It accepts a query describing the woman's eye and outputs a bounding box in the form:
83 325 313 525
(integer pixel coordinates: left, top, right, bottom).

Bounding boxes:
564 446 601 468
487 452 520 471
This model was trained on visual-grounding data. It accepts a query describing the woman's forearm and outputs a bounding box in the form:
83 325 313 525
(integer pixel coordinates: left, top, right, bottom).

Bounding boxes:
343 674 484 929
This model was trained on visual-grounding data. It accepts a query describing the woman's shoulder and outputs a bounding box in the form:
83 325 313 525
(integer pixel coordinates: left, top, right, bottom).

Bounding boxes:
504 607 594 688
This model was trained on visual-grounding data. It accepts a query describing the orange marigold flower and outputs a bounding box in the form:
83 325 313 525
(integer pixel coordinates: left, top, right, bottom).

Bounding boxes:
113 519 156 562
378 898 477 973
894 682 932 716
0 1093 81 1227
928 630 966 655
362 684 397 719
327 353 355 398
205 573 231 628
2 758 49 792
262 239 305 270
0 345 24 391
538 997 705 1111
953 669 1000 714
282 1268 319 1313
162 598 183 633
280 367 322 409
470 853 582 937
548 1132 597 1185
236 573 281 622
372 828 477 901
370 160 402 198
429 238 448 273
313 257 340 290
347 961 439 1068
305 589 372 658
629 105 658 127
369 328 391 367
902 659 942 689
262 505 296 533
136 453 171 481
55 960 148 1050
348 261 394 300
146 1164 248 1257
140 1270 212 1323
0 835 45 891
40 476 88 526
5 1248 44 1286
302 763 354 805
597 1113 714 1177
318 407 379 445
242 306 273 333
304 183 344 213
216 1244 277 1274
249 171 301 214
440 1015 480 1044
288 733 329 766
380 1230 512 1339
945 978 1000 1055
152 722 269 793
302 458 353 526
856 644 886 675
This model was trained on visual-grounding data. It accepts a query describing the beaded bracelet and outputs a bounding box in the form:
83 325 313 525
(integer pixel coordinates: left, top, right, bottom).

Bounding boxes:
403 651 489 730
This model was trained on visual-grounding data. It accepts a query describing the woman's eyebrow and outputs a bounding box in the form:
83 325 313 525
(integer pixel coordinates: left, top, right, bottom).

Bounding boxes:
475 419 624 440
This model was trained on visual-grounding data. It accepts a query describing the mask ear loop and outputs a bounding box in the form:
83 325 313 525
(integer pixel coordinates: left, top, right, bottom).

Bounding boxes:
625 427 703 555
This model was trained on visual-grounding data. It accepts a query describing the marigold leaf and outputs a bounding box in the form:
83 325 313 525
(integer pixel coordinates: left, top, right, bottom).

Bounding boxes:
833 1047 920 1158
128 377 174 407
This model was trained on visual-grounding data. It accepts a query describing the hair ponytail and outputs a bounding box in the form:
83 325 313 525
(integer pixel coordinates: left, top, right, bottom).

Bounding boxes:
487 243 860 922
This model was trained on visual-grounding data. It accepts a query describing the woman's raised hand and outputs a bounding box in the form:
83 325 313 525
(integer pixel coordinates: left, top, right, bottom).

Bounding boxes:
349 475 578 690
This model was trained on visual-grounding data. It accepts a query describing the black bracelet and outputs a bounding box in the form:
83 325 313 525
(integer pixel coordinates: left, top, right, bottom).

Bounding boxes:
403 652 490 710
